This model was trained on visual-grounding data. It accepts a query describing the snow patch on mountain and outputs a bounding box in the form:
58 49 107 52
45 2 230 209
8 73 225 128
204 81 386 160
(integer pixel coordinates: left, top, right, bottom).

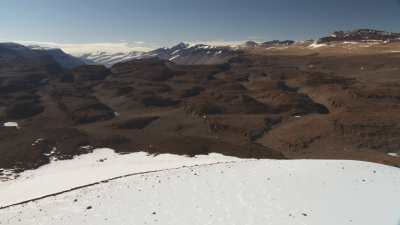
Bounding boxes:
169 54 180 61
309 41 328 49
79 51 145 67
2 122 19 128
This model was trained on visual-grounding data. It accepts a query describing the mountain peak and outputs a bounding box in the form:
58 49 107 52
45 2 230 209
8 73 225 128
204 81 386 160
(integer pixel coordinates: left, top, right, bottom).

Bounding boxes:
171 42 190 50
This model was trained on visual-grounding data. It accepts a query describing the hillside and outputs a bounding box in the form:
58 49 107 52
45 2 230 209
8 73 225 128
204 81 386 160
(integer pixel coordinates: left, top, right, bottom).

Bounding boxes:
28 45 85 69
1 32 400 179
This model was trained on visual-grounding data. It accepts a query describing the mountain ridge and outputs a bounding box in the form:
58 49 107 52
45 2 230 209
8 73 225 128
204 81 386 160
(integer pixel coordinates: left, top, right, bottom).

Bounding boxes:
78 42 239 67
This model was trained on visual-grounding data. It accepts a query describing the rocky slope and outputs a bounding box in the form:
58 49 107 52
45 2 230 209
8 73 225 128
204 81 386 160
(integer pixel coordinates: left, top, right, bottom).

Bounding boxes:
28 45 86 69
244 40 295 48
317 29 400 43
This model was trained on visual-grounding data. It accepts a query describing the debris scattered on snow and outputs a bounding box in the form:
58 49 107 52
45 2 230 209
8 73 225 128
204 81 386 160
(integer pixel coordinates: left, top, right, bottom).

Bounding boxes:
0 160 399 225
0 148 244 207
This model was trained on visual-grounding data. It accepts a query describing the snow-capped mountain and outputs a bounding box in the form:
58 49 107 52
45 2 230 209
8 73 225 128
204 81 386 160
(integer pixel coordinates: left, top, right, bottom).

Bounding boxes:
77 42 239 67
146 42 238 65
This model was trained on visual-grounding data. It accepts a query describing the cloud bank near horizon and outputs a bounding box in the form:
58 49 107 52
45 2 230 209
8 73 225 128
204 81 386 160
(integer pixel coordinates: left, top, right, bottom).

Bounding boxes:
1 39 251 55
10 40 153 55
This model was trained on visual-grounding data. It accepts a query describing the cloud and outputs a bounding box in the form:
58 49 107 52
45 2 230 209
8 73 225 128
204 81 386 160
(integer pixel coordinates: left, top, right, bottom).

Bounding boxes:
246 36 266 41
7 40 153 56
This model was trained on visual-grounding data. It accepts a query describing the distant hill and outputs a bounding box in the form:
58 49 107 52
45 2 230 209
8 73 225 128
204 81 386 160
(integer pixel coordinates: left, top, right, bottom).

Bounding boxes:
28 45 85 69
0 43 62 74
317 29 400 43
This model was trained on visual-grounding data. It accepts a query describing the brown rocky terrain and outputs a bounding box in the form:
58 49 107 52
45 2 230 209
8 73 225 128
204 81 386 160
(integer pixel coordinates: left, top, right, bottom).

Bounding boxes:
317 29 400 43
1 38 400 174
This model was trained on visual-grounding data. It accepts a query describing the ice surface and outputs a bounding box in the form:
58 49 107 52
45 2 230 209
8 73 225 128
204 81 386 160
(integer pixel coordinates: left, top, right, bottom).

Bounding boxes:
0 160 399 225
0 148 243 207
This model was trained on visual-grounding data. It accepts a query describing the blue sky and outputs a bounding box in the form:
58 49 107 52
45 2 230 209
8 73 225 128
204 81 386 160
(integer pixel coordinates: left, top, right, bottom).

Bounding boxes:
1 0 400 52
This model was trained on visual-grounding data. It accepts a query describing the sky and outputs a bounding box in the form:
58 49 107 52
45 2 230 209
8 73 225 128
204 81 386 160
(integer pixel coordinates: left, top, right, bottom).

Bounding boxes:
1 0 400 54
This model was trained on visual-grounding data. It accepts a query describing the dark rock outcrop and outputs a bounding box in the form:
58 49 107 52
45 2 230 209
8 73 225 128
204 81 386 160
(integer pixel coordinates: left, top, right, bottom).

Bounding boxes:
114 116 160 129
261 40 295 47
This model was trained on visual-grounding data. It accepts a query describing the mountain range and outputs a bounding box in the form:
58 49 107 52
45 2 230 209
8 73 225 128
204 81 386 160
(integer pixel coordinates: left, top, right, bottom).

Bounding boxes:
78 42 238 67
4 28 400 69
74 29 400 67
